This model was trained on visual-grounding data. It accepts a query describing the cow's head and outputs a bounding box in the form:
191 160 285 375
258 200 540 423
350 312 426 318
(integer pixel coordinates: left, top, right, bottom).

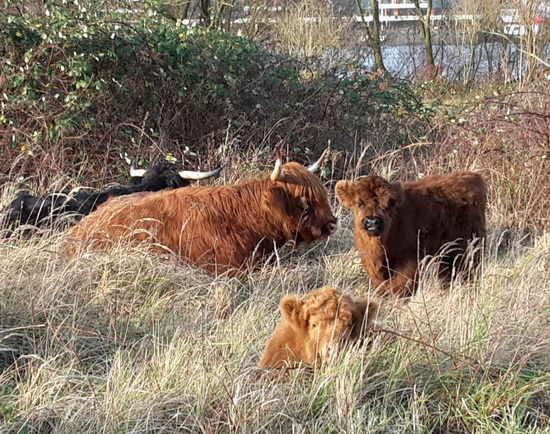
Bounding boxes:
130 162 222 189
262 149 337 244
267 287 378 367
336 175 404 240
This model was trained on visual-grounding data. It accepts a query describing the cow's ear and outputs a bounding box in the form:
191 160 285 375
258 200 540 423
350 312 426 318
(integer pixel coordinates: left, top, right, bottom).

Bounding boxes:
354 299 380 330
356 299 379 331
263 186 293 215
280 295 304 325
389 182 405 207
335 180 355 208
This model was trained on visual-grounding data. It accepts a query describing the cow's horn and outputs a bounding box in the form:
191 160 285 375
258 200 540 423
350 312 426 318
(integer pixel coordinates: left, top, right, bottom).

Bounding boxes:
270 146 286 182
307 145 330 173
130 163 147 178
178 167 222 180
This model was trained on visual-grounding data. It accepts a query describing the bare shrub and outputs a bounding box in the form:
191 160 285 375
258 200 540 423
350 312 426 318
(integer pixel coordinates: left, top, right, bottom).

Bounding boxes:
445 0 550 83
444 0 507 83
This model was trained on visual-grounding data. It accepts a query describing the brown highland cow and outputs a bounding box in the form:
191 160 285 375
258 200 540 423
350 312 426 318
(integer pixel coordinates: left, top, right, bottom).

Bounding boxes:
259 286 379 368
336 172 486 297
66 149 337 274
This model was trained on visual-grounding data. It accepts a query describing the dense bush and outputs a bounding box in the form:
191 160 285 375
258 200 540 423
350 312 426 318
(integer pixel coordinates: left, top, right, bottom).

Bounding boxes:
0 1 431 188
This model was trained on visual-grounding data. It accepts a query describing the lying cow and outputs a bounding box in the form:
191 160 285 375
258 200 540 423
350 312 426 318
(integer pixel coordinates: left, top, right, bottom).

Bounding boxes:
2 162 221 233
336 172 487 297
128 161 221 188
65 149 337 274
258 286 379 368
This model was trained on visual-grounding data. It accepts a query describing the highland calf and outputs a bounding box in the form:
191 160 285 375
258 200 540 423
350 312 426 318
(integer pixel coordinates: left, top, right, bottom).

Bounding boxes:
259 286 379 368
66 149 337 274
336 172 486 297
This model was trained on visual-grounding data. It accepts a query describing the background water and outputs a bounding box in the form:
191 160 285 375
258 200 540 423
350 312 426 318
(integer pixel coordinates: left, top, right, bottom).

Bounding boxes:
364 42 550 81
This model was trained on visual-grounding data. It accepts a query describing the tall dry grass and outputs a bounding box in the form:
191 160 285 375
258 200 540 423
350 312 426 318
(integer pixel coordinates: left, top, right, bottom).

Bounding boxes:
0 147 548 432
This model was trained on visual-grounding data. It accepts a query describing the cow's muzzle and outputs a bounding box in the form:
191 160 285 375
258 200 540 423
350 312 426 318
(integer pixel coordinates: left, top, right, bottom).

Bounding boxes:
362 216 384 236
323 219 338 237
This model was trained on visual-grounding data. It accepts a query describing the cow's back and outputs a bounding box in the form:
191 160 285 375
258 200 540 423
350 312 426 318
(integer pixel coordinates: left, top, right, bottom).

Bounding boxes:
404 172 486 209
400 171 486 257
66 191 160 251
66 184 285 273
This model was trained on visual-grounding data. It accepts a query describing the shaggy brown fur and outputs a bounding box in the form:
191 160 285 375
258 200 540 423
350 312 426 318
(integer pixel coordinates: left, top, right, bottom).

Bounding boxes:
66 162 337 274
259 286 379 368
336 172 487 297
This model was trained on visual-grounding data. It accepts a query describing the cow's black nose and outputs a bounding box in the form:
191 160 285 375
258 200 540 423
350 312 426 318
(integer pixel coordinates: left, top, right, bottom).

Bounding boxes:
362 216 384 235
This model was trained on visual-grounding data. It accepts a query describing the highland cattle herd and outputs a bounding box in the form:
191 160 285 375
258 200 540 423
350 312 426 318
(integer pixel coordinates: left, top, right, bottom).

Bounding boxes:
1 148 487 370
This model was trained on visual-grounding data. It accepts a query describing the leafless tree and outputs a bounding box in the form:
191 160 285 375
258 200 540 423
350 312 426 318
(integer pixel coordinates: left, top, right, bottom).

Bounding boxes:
273 0 353 70
412 0 437 80
355 0 387 73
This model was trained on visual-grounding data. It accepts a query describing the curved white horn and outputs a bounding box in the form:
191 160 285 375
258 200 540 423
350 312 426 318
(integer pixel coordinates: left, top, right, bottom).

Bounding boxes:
130 165 147 177
270 147 286 182
307 145 330 173
178 166 222 180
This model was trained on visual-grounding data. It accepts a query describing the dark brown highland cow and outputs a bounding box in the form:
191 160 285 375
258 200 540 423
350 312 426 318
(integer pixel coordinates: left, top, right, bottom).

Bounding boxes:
66 150 337 274
336 172 487 297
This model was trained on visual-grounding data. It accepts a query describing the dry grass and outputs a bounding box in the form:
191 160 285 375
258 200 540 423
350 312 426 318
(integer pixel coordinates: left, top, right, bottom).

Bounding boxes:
0 152 549 432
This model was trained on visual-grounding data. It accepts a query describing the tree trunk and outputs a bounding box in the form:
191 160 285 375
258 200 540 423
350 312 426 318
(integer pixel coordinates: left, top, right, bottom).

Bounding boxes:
200 0 211 26
465 35 478 85
356 0 388 73
412 0 437 80
524 26 538 82
370 0 386 72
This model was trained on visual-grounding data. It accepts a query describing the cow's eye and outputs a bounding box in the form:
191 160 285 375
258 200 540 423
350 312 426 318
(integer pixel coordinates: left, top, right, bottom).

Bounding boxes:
310 322 318 328
358 199 364 210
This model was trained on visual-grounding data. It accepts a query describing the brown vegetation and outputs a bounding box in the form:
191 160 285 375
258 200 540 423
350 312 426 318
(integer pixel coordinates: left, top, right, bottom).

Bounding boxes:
410 80 549 233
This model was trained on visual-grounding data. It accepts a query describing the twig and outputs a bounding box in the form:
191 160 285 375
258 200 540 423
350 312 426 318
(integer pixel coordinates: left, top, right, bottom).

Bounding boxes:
372 327 475 365
358 142 434 170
